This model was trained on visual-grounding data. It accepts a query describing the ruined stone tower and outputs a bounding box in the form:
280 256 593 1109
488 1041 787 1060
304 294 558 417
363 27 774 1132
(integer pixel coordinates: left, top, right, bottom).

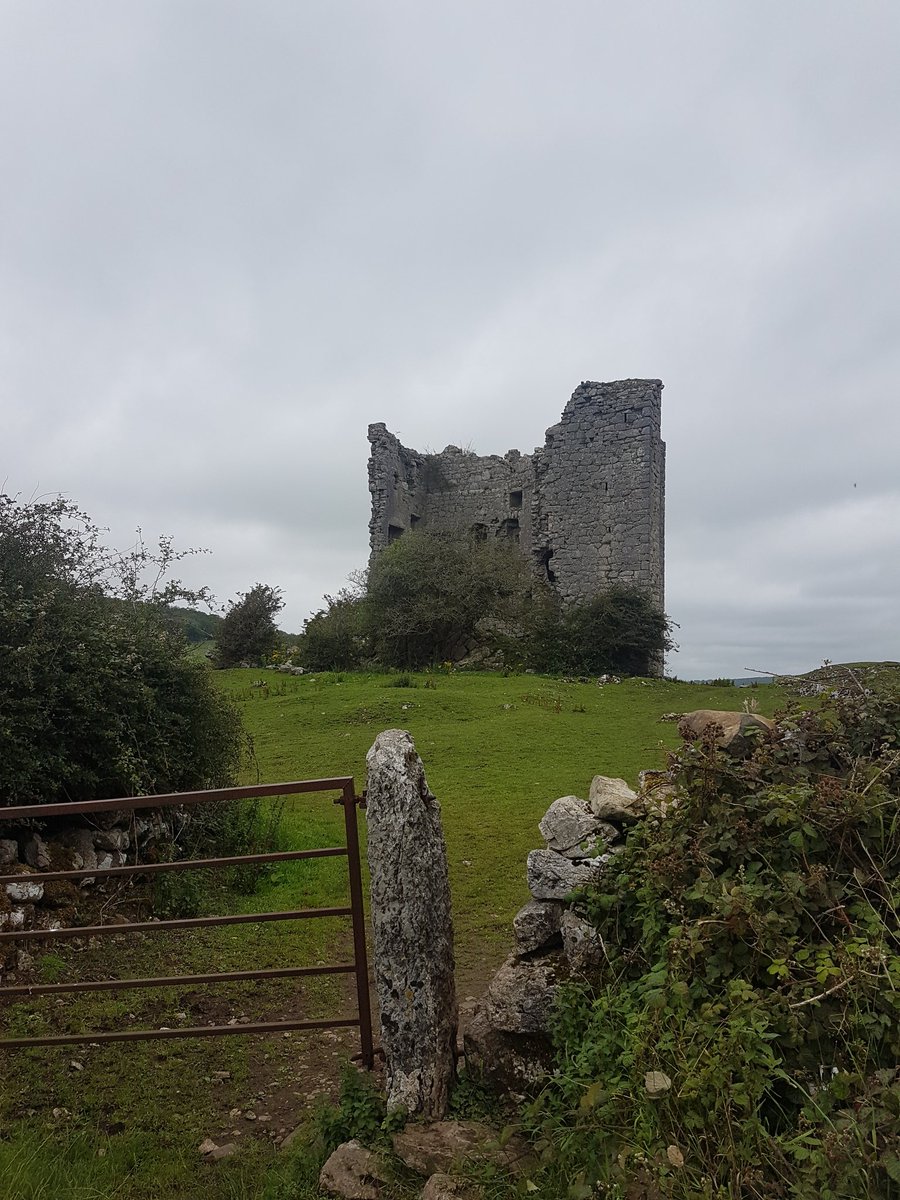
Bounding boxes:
367 378 665 613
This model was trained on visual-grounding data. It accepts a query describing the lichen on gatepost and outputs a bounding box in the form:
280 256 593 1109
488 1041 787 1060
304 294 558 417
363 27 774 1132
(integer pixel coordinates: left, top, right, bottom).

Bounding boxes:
365 729 458 1118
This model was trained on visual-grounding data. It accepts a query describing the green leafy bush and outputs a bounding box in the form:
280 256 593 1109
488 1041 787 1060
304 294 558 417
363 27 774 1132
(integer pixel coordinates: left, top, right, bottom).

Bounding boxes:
524 586 675 677
0 494 247 807
314 1065 401 1153
299 585 371 671
214 582 284 667
528 671 900 1198
364 531 532 669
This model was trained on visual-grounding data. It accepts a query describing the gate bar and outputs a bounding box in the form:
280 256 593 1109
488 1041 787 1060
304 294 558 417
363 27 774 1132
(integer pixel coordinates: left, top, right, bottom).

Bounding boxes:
0 1017 361 1049
0 906 352 942
340 780 375 1070
0 777 355 821
0 962 356 998
0 845 347 888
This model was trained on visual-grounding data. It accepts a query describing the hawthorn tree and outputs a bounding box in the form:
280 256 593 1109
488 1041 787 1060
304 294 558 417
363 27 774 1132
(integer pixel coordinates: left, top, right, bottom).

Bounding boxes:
214 583 284 667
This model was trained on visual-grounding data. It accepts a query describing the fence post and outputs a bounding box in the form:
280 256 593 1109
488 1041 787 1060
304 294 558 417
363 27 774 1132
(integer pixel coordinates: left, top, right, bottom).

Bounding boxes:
341 779 375 1070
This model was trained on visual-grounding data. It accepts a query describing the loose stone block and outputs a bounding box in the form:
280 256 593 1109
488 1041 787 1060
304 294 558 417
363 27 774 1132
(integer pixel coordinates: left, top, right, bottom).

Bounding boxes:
588 776 646 824
526 848 607 901
561 910 604 972
463 953 563 1092
513 899 564 955
319 1140 387 1200
539 796 606 854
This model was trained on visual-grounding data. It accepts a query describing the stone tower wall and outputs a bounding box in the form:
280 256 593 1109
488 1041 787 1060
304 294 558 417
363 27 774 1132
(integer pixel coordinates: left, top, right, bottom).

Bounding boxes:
367 378 665 614
532 379 664 606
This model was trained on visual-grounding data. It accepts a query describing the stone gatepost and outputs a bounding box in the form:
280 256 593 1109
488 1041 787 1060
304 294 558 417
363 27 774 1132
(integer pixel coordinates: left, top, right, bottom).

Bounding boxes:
365 729 458 1117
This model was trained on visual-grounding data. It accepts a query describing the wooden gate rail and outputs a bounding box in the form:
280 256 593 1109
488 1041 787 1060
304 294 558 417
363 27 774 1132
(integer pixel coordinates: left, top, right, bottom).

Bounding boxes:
0 777 374 1067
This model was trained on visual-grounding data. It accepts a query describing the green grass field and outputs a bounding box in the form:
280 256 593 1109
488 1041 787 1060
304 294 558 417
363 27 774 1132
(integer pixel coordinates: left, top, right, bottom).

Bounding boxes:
221 670 781 974
0 670 782 1199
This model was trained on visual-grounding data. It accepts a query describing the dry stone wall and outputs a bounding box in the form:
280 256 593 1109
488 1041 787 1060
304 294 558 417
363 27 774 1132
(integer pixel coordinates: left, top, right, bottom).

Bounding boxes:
463 770 677 1093
0 812 177 974
367 378 665 617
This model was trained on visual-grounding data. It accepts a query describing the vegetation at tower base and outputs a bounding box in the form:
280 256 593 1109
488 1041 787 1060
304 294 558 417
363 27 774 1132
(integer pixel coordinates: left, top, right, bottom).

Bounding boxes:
525 668 900 1199
300 582 371 671
0 494 247 807
521 585 676 677
298 529 673 674
214 581 284 667
365 529 533 669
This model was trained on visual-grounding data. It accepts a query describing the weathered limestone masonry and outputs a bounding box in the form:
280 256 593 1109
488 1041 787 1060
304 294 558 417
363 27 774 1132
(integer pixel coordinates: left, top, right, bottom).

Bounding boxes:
368 378 665 614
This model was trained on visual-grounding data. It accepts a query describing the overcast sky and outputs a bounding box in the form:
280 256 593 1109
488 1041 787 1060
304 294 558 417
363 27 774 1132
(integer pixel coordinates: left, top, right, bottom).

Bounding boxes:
2 1 898 678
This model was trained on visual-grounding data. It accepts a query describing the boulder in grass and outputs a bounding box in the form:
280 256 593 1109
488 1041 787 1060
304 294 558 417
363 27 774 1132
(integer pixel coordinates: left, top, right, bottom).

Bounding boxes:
420 1173 483 1200
392 1119 532 1177
678 710 774 757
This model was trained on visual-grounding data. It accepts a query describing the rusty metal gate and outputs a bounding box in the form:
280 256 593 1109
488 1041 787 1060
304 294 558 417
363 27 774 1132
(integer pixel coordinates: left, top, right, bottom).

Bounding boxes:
0 777 374 1068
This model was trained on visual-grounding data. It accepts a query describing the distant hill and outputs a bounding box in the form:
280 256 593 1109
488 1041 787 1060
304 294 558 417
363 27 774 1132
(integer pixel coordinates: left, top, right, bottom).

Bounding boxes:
165 607 301 661
795 661 899 676
788 661 900 688
165 606 223 645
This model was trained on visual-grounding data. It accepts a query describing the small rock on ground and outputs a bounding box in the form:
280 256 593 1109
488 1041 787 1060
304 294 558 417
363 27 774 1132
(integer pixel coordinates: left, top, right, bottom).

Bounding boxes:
199 1138 237 1161
420 1172 484 1200
392 1120 532 1177
319 1139 388 1200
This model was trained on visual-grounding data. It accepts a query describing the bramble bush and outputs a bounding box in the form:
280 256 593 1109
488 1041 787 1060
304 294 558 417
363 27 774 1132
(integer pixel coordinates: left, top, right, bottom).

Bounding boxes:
526 666 900 1199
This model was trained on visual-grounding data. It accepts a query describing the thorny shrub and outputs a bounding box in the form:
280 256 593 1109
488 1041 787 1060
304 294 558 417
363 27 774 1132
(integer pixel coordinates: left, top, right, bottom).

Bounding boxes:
525 667 900 1199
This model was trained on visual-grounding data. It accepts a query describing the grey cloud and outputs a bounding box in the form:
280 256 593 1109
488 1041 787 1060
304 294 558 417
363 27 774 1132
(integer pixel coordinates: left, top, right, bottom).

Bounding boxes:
2 1 898 675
